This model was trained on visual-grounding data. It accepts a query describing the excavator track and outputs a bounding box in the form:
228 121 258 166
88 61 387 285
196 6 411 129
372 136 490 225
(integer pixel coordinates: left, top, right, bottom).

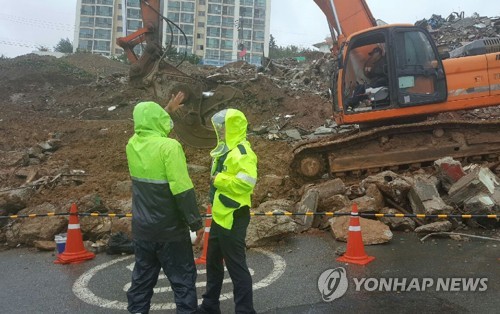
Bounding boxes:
292 120 500 179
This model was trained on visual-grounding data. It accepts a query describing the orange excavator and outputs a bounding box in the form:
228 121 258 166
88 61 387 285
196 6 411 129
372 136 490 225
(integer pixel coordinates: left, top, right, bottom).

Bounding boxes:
117 0 242 148
291 0 500 178
118 0 500 178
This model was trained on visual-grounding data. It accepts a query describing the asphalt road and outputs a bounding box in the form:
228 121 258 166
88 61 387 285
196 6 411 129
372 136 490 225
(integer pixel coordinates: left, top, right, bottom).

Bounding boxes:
0 232 498 313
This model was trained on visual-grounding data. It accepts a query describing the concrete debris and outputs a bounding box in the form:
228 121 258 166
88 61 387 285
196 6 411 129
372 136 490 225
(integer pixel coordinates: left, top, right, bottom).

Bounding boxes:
415 221 453 234
408 177 453 215
295 189 319 232
379 208 416 231
307 178 346 211
448 167 499 206
246 199 297 247
434 157 466 191
362 171 413 204
329 216 393 245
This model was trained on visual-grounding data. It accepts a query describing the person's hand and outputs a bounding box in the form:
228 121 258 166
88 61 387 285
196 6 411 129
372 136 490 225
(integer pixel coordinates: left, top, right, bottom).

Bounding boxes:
193 227 204 247
164 91 185 114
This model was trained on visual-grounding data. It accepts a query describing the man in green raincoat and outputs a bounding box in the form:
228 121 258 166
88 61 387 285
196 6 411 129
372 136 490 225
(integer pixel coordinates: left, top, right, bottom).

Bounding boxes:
126 93 203 314
199 108 258 314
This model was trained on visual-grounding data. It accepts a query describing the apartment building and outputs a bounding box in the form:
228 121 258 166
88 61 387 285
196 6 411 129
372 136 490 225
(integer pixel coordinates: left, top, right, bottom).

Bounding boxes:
74 0 271 66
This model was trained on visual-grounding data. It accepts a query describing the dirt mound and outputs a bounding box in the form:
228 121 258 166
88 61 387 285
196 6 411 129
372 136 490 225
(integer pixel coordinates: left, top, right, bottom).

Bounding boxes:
63 53 128 77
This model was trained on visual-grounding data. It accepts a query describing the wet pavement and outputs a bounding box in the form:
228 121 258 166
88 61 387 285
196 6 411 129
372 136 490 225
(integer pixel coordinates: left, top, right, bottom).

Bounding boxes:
0 231 498 313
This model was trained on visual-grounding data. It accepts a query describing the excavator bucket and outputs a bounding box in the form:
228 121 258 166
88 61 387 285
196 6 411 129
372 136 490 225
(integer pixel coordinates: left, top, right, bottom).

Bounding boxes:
148 61 243 148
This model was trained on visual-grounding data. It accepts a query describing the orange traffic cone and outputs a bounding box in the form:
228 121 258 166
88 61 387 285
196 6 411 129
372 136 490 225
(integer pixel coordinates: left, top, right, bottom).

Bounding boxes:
336 203 375 265
195 204 212 265
54 203 96 264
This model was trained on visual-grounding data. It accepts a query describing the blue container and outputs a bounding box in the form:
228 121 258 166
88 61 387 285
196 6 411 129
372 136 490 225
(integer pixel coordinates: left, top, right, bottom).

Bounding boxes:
55 233 67 254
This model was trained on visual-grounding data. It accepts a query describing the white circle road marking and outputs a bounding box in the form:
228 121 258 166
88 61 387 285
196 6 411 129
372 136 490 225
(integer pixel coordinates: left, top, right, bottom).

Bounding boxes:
122 268 256 293
72 248 286 311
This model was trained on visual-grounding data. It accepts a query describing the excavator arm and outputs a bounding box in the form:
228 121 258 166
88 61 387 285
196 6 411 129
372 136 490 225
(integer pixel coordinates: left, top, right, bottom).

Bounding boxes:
313 0 376 46
116 0 241 148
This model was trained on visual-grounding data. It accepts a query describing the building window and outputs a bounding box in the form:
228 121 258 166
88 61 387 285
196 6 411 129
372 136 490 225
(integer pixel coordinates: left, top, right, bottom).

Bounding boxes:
80 17 95 27
199 0 206 4
253 42 264 52
206 38 220 48
118 15 123 21
127 0 140 7
97 0 113 4
168 12 180 22
206 49 220 59
242 29 252 40
221 28 233 39
221 51 233 61
222 17 234 27
208 4 222 14
206 27 221 37
168 1 181 11
127 20 142 30
197 45 204 50
79 28 94 39
180 24 194 34
93 40 110 51
181 13 194 23
240 7 252 17
223 0 235 4
221 40 233 49
198 11 205 16
82 0 95 4
222 6 234 16
117 26 123 32
118 4 122 9
253 18 264 30
95 17 112 28
241 0 253 6
207 15 221 26
127 8 141 19
241 18 252 28
96 5 113 17
95 29 111 39
254 8 265 19
78 39 93 51
253 30 264 41
208 0 221 3
181 1 195 12
255 0 266 8
198 22 205 27
81 5 95 15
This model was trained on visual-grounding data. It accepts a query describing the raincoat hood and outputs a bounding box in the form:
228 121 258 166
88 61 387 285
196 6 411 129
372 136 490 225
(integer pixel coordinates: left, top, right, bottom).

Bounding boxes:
132 101 173 137
210 108 248 157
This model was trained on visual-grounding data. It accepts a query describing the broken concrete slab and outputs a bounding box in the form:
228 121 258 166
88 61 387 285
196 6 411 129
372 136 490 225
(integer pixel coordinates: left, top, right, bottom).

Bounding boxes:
463 193 496 214
308 178 346 211
448 167 500 205
362 171 413 204
434 157 466 191
409 177 453 215
284 128 302 140
329 216 393 245
379 207 416 231
246 199 297 247
296 189 319 232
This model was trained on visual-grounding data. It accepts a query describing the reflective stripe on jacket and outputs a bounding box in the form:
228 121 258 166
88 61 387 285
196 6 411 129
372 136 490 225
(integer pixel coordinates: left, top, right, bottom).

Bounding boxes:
126 101 202 241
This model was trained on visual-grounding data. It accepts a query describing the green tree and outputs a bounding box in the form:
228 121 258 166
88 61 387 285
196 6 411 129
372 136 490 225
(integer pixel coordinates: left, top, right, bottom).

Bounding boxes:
54 38 73 53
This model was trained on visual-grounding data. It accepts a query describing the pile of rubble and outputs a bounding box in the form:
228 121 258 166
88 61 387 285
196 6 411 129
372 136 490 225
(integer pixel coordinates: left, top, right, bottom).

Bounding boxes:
415 12 500 52
245 157 499 247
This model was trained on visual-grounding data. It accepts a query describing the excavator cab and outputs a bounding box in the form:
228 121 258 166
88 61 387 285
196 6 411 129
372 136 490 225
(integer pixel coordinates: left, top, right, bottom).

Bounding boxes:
337 26 448 122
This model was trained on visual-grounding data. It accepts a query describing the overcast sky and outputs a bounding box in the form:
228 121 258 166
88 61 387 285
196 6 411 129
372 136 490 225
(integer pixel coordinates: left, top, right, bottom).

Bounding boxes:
0 0 497 58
